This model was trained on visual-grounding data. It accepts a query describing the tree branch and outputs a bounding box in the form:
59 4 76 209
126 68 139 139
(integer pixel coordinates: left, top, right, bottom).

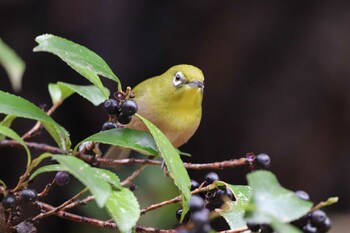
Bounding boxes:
0 139 249 170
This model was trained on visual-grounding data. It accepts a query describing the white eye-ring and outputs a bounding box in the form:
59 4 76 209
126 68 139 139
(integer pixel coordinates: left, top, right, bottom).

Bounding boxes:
173 71 185 87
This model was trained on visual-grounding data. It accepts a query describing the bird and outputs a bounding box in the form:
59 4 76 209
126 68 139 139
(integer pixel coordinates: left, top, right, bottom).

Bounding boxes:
105 64 204 159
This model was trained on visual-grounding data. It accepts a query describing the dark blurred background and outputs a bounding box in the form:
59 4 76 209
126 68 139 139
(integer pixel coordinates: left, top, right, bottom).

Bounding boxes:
1 0 350 232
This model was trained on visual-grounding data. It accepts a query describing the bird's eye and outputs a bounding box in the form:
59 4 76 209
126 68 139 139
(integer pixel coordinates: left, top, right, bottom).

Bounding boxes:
173 72 185 87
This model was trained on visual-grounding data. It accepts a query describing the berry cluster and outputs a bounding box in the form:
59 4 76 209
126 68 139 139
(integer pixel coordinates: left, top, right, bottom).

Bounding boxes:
176 172 234 233
247 153 271 170
246 190 332 233
1 169 72 228
2 188 38 211
292 190 331 233
102 92 138 131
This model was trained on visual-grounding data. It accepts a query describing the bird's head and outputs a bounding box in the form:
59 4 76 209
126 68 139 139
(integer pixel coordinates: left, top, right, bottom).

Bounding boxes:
158 64 204 111
166 64 204 93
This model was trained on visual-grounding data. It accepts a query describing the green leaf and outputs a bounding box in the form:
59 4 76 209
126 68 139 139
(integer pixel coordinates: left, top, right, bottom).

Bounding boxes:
49 82 109 106
0 115 16 127
91 167 121 190
52 155 111 207
0 91 71 151
30 152 54 169
136 114 191 205
312 196 339 210
0 179 7 189
218 185 252 230
30 159 121 191
0 38 25 92
245 171 313 224
105 188 140 233
75 128 158 156
30 164 65 180
0 115 16 140
0 125 31 168
34 34 120 97
48 83 74 104
271 218 302 233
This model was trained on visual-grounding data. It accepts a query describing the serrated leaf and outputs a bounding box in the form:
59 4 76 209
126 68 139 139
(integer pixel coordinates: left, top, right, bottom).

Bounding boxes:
0 115 16 127
0 115 16 140
52 155 111 207
34 34 120 97
49 82 109 106
30 158 121 192
91 167 121 190
29 164 65 180
218 185 252 230
271 218 302 233
136 114 191 206
0 38 25 92
48 83 74 104
30 152 54 169
0 125 31 168
0 91 71 151
75 128 158 156
60 82 109 106
245 171 313 224
105 188 140 233
0 179 7 190
0 179 6 188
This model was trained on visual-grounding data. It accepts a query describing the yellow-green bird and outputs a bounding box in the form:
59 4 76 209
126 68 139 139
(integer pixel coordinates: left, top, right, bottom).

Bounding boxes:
106 64 204 158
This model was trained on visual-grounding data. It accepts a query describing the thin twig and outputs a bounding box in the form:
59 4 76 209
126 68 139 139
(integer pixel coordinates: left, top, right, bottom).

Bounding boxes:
36 201 179 232
0 140 62 154
0 139 249 170
35 201 116 228
32 187 88 221
141 184 216 215
63 195 95 210
217 227 248 233
22 101 62 140
121 165 147 186
80 154 248 170
141 195 182 215
38 180 55 197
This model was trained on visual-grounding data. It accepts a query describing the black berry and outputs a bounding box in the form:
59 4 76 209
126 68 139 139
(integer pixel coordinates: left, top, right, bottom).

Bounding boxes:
197 223 211 233
310 210 327 228
121 99 138 116
302 223 318 233
191 208 209 224
117 112 132 124
260 224 274 233
189 195 205 212
54 171 70 186
254 153 271 169
176 207 190 223
207 187 234 207
104 99 120 115
291 214 308 228
190 179 200 190
51 157 59 164
246 222 260 231
318 216 331 233
129 184 137 191
101 121 116 131
204 172 219 184
2 194 18 209
20 188 38 203
295 190 310 201
222 187 234 200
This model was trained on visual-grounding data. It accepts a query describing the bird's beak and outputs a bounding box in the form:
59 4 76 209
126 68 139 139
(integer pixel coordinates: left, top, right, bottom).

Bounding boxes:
187 80 205 90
